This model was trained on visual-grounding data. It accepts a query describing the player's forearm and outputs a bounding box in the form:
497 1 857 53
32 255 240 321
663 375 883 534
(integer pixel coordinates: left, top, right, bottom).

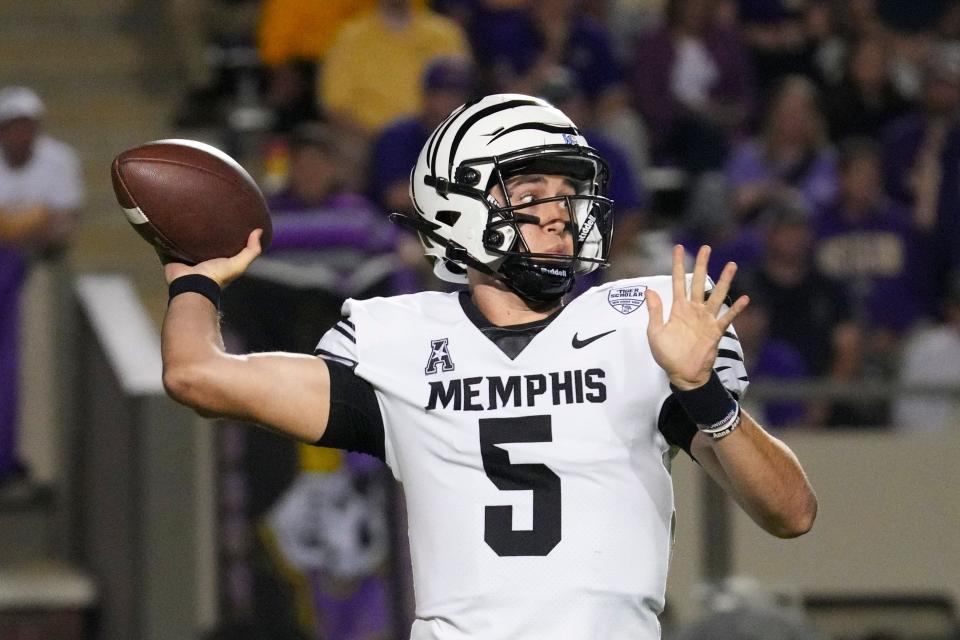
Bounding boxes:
161 293 234 416
695 410 818 538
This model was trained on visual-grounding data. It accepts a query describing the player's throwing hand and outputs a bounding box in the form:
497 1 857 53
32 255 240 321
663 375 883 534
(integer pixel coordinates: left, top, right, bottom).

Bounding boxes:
163 228 263 287
645 245 750 390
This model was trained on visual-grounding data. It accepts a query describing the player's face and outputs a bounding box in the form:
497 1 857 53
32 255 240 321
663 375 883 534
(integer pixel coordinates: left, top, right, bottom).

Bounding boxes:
489 173 577 258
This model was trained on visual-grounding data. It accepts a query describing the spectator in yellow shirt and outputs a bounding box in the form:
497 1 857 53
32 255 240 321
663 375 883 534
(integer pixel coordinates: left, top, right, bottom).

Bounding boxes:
259 0 376 68
319 0 470 139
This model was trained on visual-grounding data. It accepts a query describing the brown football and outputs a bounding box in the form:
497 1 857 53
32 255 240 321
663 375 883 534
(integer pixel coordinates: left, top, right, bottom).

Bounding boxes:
110 139 272 264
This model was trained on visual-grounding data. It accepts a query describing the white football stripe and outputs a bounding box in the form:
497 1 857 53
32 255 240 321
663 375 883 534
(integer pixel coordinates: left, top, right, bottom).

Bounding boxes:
123 205 149 225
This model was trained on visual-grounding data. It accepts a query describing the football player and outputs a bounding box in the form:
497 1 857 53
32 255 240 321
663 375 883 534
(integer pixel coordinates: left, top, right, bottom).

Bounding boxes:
160 94 817 639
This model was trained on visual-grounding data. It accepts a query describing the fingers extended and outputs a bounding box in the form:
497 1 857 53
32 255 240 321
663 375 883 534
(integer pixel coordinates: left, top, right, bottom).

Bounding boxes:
718 294 750 329
671 244 686 302
706 261 737 315
646 288 664 332
690 245 711 303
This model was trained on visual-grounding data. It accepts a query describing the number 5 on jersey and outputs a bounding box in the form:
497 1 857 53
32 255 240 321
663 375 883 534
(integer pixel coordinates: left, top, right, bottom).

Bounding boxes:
480 415 561 556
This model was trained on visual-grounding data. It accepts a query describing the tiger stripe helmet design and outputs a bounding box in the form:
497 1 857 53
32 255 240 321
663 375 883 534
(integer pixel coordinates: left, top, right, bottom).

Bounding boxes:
401 93 614 301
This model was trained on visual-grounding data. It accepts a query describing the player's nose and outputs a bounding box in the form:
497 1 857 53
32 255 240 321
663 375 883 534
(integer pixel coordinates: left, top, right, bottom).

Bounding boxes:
533 200 563 229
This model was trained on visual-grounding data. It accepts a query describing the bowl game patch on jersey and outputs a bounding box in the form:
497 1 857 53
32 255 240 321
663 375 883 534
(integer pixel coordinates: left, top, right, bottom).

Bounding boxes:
608 285 647 314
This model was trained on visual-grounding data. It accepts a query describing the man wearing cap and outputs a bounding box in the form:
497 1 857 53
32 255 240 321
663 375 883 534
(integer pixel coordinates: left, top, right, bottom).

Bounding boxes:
0 86 84 487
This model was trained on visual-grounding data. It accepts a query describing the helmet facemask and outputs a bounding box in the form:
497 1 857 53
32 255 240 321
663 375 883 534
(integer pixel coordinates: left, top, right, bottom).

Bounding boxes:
473 147 614 302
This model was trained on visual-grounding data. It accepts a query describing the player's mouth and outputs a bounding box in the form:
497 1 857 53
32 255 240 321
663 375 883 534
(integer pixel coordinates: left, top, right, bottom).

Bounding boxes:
543 245 572 256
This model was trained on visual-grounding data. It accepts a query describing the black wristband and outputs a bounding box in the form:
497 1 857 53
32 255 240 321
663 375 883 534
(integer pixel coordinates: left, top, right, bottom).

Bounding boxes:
670 370 737 430
168 274 221 309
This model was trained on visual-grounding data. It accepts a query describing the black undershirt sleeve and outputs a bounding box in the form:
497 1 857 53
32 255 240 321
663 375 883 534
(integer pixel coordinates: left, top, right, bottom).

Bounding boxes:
657 394 700 462
313 360 386 461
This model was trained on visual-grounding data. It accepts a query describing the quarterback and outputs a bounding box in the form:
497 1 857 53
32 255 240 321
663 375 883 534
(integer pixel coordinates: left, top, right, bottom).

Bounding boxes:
160 94 817 639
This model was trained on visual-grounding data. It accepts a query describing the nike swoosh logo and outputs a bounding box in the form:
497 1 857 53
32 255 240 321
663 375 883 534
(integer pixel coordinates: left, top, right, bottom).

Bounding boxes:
572 329 616 349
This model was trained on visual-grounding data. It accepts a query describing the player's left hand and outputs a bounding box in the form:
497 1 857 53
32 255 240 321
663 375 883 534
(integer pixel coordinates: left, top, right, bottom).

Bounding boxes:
646 245 749 390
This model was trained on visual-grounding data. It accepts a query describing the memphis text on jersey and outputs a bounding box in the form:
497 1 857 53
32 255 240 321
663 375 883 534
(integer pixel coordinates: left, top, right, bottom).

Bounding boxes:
425 369 608 411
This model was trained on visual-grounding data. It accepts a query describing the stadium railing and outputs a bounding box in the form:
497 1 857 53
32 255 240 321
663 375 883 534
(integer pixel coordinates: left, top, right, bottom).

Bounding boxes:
64 273 217 640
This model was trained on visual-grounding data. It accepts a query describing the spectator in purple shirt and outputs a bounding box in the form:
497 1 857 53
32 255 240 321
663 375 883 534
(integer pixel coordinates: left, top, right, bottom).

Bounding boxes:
628 0 756 171
812 139 935 426
737 195 861 426
813 138 931 336
726 75 838 221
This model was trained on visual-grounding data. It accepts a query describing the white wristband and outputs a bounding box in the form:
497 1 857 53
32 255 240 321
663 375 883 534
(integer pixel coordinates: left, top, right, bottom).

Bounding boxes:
700 401 741 440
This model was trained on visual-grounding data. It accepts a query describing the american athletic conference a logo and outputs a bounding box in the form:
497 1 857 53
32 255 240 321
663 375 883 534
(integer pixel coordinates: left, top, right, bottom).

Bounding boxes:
608 285 647 315
425 338 455 375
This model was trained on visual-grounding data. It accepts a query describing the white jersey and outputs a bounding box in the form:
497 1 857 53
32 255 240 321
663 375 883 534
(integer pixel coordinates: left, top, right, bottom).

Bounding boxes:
317 276 748 640
0 135 84 211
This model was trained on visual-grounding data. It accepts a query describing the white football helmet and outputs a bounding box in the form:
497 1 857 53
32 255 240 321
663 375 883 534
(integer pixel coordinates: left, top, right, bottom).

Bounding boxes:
393 93 614 302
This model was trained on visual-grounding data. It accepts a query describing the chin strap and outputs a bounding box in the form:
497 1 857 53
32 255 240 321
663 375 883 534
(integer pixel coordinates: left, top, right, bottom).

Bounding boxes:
500 255 575 303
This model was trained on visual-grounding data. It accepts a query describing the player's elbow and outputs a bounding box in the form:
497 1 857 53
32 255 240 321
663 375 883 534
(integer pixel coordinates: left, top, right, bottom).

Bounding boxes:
163 361 216 414
770 490 818 539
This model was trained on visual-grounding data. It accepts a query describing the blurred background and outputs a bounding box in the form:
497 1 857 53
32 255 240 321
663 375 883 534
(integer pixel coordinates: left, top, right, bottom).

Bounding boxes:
1 0 959 638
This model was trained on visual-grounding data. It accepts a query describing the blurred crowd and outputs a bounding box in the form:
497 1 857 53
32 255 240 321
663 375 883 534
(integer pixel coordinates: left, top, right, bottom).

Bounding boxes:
163 0 960 433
